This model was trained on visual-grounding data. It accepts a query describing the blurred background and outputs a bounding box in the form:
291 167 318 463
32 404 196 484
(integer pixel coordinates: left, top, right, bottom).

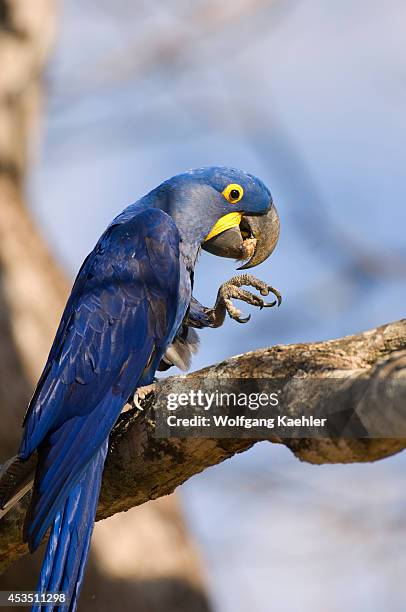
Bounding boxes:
1 0 406 610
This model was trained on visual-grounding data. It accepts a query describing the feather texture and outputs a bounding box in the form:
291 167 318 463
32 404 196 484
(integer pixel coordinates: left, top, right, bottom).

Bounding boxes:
16 207 189 609
0 167 275 612
33 441 107 612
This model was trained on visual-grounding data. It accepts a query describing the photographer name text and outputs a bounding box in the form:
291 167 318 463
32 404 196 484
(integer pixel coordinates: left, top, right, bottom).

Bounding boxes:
166 414 327 429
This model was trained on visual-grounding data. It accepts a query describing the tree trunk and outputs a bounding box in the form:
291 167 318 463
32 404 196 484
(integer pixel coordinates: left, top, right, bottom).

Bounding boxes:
0 3 211 610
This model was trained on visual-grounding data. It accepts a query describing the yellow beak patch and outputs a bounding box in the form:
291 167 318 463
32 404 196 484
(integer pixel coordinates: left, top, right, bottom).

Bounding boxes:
204 212 242 242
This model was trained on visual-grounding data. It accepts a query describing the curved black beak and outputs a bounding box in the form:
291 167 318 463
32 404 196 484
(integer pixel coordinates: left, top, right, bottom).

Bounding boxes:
238 205 280 269
202 204 280 269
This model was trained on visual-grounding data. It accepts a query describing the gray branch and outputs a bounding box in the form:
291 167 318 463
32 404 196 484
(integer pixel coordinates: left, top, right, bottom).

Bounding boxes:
0 318 405 572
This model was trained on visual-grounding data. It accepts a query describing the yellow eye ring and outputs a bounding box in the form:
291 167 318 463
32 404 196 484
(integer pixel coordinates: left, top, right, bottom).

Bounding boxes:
222 183 244 204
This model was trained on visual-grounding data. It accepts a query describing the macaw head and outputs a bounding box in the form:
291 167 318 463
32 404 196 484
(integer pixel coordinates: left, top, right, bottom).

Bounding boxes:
156 167 280 269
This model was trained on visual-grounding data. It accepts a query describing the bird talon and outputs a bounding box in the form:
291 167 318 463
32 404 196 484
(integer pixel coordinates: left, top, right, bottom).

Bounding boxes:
132 397 143 411
132 383 156 412
263 299 277 308
267 286 282 307
212 275 281 326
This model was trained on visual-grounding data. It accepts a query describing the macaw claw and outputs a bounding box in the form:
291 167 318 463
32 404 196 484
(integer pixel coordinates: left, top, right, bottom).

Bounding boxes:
131 383 156 411
214 274 282 325
234 274 282 306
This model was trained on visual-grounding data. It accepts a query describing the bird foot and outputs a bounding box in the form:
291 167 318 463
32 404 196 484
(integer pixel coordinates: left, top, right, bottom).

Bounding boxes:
209 274 282 325
131 383 156 411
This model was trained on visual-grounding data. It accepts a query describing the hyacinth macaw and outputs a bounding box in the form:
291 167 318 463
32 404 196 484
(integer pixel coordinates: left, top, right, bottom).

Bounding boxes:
0 167 281 611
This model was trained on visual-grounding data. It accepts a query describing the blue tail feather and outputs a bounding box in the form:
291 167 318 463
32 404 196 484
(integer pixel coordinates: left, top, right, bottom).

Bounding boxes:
33 441 108 612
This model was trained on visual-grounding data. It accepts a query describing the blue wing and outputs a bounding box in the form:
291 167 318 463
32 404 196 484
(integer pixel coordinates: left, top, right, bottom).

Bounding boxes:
20 207 182 550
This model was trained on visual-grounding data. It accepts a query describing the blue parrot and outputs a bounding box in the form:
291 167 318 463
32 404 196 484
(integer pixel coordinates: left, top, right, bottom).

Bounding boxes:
0 167 280 611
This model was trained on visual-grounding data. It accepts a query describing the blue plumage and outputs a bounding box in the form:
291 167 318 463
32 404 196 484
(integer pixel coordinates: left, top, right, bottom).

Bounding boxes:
21 207 186 608
34 441 107 612
2 167 277 611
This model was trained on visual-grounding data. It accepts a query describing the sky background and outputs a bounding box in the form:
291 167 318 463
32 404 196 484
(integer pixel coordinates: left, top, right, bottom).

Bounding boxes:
28 1 406 610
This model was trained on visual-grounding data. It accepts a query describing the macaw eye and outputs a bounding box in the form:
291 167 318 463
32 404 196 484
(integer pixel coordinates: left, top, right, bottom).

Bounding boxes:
222 183 244 204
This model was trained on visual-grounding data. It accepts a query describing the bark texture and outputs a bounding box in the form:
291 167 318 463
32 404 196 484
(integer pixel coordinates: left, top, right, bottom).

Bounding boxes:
0 3 211 610
1 318 405 572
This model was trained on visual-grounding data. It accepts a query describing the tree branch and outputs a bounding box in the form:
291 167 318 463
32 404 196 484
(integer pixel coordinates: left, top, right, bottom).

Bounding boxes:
1 318 405 572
